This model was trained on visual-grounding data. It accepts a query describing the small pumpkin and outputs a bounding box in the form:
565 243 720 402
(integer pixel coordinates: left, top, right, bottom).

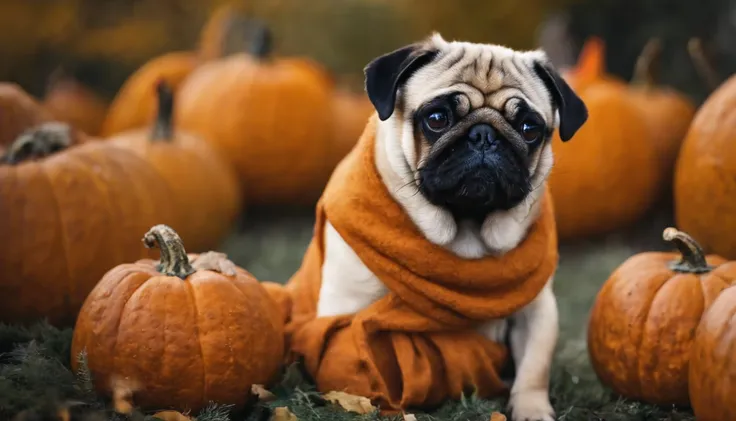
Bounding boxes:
328 88 374 168
689 284 736 421
674 42 736 259
0 82 52 147
42 68 109 136
108 81 241 252
176 21 334 205
71 224 285 412
0 122 179 325
628 38 696 189
101 52 198 137
587 227 736 405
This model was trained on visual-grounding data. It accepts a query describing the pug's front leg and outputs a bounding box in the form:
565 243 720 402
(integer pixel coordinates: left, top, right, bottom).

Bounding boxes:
507 281 558 421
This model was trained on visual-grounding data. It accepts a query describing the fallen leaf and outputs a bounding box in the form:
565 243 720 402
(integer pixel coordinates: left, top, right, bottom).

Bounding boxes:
252 384 277 401
403 413 418 421
271 407 298 421
323 391 376 414
152 410 192 421
191 251 237 276
109 375 141 415
490 412 507 421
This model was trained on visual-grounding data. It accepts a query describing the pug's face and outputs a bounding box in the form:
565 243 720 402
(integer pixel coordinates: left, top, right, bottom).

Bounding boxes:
365 34 587 221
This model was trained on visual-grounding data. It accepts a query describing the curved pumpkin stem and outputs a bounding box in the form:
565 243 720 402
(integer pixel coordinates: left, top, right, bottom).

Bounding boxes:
631 37 662 89
574 36 606 81
143 224 195 279
2 122 73 165
688 37 721 92
248 19 273 60
151 80 174 141
662 227 712 273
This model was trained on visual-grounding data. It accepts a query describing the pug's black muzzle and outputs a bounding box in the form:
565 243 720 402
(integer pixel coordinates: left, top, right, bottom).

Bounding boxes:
418 123 531 221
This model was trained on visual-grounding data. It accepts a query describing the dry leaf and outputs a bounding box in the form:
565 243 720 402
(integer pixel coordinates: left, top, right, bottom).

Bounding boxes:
271 407 298 421
152 410 192 421
403 413 418 421
191 251 237 276
490 412 507 421
110 375 141 415
323 391 376 414
251 384 277 401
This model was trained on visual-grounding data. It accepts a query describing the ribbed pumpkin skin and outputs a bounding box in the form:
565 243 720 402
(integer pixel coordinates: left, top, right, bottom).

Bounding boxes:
43 77 109 136
675 74 736 259
0 127 179 326
71 227 284 413
175 54 333 205
549 82 661 239
0 83 52 147
101 52 198 137
689 286 736 421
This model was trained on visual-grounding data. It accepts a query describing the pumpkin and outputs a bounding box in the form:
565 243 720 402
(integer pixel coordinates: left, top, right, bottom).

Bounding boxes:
628 38 696 189
71 224 285 412
176 21 334 205
0 82 52 147
0 122 179 325
674 44 736 259
587 227 736 405
689 284 736 420
100 52 198 137
42 69 109 136
328 88 374 168
108 81 241 252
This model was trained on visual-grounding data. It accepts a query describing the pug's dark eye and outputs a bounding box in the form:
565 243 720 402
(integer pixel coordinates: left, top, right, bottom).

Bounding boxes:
425 110 450 132
520 120 544 143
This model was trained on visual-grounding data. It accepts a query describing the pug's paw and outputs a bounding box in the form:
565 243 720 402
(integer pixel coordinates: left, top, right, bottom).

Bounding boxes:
508 389 555 421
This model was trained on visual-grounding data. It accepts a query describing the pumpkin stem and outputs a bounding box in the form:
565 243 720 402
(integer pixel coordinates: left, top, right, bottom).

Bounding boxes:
662 227 712 273
631 37 662 89
1 122 73 165
688 37 721 92
574 36 606 81
142 224 195 279
151 80 174 141
248 19 272 59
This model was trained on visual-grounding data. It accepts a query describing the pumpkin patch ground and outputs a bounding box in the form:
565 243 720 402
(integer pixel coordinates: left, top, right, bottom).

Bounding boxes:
0 206 698 421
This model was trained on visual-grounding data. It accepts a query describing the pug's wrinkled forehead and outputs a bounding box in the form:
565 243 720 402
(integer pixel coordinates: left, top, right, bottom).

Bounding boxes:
365 33 587 143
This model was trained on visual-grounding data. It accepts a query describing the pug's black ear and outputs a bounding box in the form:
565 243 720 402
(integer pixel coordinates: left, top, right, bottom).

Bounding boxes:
533 61 588 141
364 44 438 121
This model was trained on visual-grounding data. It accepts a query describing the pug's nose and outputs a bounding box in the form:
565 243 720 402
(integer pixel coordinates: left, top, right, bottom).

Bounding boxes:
468 124 496 146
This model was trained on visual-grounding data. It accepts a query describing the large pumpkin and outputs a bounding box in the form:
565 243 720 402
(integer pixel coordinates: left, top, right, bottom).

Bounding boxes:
689 285 736 421
71 224 284 413
587 227 736 405
674 68 736 259
108 81 241 252
628 38 696 189
176 21 334 205
0 122 179 326
42 70 109 136
0 82 52 147
101 52 198 137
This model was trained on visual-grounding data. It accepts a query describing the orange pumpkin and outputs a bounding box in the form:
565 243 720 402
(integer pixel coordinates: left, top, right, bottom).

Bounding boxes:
0 122 179 325
101 52 198 137
108 81 241 252
689 285 736 421
674 48 736 258
588 227 736 405
328 88 374 168
176 21 334 205
71 224 284 412
0 82 52 147
42 69 109 136
628 38 696 189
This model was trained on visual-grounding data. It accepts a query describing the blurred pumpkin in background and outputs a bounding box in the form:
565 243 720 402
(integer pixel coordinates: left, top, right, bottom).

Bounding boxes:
176 20 334 205
0 83 53 147
0 122 180 326
108 81 241 252
329 87 373 166
42 67 109 136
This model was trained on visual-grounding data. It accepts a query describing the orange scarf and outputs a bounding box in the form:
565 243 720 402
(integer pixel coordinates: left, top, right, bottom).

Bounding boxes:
266 116 558 412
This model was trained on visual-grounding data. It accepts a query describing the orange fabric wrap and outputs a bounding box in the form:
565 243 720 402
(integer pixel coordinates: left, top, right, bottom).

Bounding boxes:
276 116 558 412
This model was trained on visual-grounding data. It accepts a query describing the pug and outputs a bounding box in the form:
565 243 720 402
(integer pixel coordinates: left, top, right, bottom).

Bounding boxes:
316 33 587 421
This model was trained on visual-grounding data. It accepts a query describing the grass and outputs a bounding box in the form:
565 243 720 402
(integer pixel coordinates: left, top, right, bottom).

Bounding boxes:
0 204 697 420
